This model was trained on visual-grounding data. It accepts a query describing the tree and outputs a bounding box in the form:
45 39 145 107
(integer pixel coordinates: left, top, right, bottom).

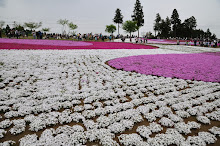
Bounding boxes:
159 17 171 38
42 28 50 33
13 21 24 31
122 20 138 42
0 20 5 29
171 9 181 37
24 22 42 31
113 8 123 35
194 29 205 39
188 16 197 30
105 24 116 37
146 31 154 39
57 19 69 35
132 0 144 37
68 22 78 35
211 34 216 40
153 13 161 36
183 16 197 38
205 28 212 38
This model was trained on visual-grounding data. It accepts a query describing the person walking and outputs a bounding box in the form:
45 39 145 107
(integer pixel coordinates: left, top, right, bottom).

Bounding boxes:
145 36 148 44
109 35 112 42
194 39 197 46
177 39 180 45
121 36 125 42
32 30 36 39
102 36 105 41
15 30 19 39
39 31 42 39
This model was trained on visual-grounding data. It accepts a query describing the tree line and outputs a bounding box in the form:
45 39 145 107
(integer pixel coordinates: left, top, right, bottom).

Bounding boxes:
0 19 78 38
107 1 217 41
153 9 217 40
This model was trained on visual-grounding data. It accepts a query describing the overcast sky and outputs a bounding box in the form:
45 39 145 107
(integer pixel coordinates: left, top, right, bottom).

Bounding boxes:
0 0 220 38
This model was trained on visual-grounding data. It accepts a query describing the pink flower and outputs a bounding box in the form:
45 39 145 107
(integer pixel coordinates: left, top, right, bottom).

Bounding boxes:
108 53 220 83
0 38 157 50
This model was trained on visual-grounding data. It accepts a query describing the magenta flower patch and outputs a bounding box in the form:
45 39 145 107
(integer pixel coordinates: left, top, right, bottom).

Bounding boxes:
0 38 93 46
108 53 220 82
0 38 157 50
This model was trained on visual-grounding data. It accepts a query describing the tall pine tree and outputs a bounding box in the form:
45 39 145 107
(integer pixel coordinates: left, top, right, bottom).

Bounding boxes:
113 8 123 35
171 9 181 38
132 0 144 37
153 13 161 37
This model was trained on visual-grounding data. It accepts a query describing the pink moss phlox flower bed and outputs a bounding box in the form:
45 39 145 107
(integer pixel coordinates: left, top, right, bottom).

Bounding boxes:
108 52 220 82
0 38 156 49
0 38 93 46
147 39 220 46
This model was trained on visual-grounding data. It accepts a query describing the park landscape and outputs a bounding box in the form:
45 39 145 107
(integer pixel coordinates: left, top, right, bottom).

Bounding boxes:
0 0 220 146
0 38 220 146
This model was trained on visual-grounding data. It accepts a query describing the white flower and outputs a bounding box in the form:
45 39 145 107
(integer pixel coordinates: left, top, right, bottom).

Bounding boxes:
69 132 87 145
198 132 217 144
148 132 185 146
58 109 72 124
186 136 206 146
209 126 220 136
0 140 16 146
86 128 114 142
19 134 38 146
205 110 220 121
136 105 150 115
159 117 174 127
121 120 134 130
100 137 119 146
136 125 152 139
4 111 19 118
144 113 156 122
84 120 98 130
174 122 191 135
155 101 167 107
108 122 125 134
82 110 96 119
92 101 103 108
84 104 94 110
52 133 70 146
149 122 163 133
97 116 112 128
9 119 26 135
0 129 7 138
71 113 85 123
0 119 12 128
71 100 81 105
24 114 36 123
0 106 11 112
187 107 198 116
38 128 56 143
168 114 183 122
29 118 46 132
187 121 201 129
196 116 211 124
176 110 190 118
118 134 149 146
74 105 84 112
152 110 163 118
